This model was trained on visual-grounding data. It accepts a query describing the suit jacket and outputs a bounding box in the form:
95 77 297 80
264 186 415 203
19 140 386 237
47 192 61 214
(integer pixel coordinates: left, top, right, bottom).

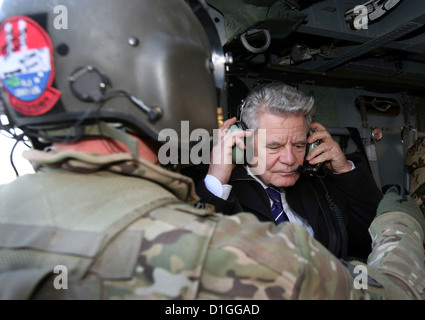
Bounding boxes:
190 152 383 260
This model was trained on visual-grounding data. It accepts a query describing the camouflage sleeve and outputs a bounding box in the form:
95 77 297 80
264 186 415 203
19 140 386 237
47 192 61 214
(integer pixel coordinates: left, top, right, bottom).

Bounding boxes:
404 137 425 213
201 192 425 300
199 213 359 299
366 211 425 299
343 187 425 300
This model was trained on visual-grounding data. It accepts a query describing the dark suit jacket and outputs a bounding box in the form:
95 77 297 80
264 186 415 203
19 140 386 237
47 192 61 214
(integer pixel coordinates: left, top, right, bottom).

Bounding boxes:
189 152 383 260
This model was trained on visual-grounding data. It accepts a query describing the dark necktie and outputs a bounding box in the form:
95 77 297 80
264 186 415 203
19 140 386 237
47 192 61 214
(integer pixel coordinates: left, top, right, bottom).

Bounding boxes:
266 187 287 224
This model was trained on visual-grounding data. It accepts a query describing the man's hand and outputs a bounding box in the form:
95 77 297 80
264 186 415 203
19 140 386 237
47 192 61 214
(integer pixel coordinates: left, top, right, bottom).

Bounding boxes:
306 122 353 174
208 117 252 185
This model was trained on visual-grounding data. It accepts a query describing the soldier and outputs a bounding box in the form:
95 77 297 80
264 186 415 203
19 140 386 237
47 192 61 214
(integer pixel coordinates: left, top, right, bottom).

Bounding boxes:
0 0 424 300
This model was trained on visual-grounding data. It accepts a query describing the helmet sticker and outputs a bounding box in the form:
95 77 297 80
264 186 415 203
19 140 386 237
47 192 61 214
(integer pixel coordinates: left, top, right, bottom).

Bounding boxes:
0 15 61 116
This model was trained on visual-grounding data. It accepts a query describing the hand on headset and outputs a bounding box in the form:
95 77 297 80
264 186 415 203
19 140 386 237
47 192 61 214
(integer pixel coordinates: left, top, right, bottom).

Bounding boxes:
305 122 353 174
208 117 252 185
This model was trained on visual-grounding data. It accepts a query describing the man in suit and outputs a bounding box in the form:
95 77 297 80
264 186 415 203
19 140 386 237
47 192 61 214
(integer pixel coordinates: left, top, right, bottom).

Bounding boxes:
193 82 383 260
0 0 424 301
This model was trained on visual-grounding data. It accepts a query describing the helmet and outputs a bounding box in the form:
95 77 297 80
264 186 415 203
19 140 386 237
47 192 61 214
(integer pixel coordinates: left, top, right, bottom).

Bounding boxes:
0 0 223 151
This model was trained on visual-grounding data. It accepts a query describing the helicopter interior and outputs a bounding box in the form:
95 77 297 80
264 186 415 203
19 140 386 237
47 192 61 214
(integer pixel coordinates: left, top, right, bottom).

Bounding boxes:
204 0 425 191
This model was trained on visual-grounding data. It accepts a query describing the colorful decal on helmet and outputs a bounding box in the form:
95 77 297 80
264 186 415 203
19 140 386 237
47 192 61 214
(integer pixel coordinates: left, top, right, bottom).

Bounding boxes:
0 16 61 116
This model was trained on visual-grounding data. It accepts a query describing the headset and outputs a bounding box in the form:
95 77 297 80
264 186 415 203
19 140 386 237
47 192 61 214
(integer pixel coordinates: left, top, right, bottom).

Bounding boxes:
228 99 254 164
297 129 323 176
228 82 272 165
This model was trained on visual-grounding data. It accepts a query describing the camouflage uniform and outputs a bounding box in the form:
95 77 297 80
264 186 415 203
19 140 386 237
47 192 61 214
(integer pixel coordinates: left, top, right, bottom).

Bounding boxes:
405 137 425 214
0 149 424 300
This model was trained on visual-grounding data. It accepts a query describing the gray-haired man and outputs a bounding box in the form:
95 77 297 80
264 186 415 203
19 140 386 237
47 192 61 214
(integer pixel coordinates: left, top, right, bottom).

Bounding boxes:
193 82 383 260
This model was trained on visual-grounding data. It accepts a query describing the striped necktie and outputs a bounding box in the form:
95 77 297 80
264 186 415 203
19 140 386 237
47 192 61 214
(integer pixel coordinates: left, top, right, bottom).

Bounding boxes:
266 187 287 224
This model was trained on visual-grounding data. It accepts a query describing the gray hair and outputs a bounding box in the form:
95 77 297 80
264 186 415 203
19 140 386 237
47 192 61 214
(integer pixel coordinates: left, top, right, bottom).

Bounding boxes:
240 82 315 130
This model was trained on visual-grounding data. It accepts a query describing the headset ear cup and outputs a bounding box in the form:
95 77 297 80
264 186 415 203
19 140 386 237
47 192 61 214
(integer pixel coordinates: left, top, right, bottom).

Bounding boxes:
239 121 255 165
244 127 254 165
229 122 245 164
229 120 253 165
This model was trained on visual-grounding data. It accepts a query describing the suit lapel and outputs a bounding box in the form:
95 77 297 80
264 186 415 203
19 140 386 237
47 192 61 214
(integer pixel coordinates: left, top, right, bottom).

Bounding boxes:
286 178 321 230
234 181 274 221
230 166 274 222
